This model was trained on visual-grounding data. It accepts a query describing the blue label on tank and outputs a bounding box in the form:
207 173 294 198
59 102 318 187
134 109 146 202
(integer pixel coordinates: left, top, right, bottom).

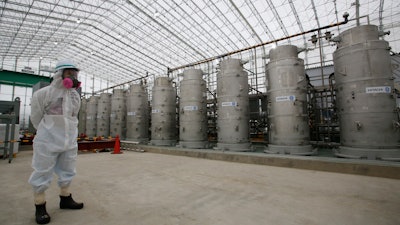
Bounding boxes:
366 86 391 94
276 95 296 102
184 106 198 111
221 102 237 107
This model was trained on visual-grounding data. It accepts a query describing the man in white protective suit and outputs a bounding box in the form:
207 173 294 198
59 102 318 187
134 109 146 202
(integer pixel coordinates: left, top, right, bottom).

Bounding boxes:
29 59 83 224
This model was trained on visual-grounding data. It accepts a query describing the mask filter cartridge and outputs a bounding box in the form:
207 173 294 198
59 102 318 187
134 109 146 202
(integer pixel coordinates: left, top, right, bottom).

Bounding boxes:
63 77 81 89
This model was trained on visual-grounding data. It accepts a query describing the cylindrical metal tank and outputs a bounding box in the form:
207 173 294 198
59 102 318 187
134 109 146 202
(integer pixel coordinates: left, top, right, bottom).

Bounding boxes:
85 96 98 138
126 83 149 143
150 77 177 146
78 97 87 136
216 58 251 151
96 93 111 138
179 69 208 148
265 45 314 155
333 25 400 160
110 89 126 139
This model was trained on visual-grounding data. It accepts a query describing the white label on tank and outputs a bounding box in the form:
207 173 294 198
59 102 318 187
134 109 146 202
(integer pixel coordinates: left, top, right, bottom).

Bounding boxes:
127 111 136 116
152 109 160 113
184 106 198 111
366 86 391 94
110 113 116 118
86 116 92 120
276 95 296 102
221 102 237 107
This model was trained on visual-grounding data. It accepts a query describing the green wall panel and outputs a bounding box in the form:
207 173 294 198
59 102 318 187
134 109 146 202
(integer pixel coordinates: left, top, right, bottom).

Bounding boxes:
0 70 51 87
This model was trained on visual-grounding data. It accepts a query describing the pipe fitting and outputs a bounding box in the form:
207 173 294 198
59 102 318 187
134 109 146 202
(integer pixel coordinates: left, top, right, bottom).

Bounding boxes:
355 121 362 130
394 120 400 129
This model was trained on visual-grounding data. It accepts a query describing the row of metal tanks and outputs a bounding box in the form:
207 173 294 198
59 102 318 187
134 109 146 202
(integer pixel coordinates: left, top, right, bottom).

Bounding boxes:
79 25 400 161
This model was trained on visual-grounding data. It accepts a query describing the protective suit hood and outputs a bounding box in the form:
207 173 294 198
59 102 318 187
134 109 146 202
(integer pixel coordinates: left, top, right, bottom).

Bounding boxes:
51 70 65 89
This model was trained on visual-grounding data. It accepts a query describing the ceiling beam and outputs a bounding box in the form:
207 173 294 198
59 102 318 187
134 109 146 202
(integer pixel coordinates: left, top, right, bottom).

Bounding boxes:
126 0 207 59
228 0 263 44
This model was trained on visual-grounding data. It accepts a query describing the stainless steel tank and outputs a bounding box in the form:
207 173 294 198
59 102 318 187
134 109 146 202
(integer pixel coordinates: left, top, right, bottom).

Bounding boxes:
126 83 149 143
216 58 251 151
110 89 126 138
179 69 208 148
265 45 314 155
85 96 98 138
96 93 111 138
333 25 400 160
78 97 87 136
150 77 177 146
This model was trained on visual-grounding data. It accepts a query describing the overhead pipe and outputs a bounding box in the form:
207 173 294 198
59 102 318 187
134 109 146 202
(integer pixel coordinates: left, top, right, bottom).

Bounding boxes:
93 72 150 94
168 12 349 73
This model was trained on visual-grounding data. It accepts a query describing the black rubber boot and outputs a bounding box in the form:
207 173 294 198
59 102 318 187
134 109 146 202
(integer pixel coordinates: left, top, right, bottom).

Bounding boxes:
59 194 84 209
35 202 51 224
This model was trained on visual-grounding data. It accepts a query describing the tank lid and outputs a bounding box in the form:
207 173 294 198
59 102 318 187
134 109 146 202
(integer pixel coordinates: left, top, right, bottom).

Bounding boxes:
336 25 379 48
183 69 203 80
219 58 244 70
113 88 126 94
269 45 299 61
99 92 111 97
155 76 173 86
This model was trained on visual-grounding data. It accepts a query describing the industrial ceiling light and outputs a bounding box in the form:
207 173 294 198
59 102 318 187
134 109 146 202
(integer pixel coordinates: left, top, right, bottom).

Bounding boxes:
325 31 332 40
76 18 81 24
310 34 318 44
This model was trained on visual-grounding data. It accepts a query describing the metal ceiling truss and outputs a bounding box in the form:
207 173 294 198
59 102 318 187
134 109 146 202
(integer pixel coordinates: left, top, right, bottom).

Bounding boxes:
1 0 399 93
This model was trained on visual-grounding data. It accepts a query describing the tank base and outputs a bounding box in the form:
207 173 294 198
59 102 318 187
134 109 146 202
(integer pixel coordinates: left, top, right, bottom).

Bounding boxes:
178 141 209 149
124 138 149 144
215 142 252 152
264 145 316 156
149 140 176 146
334 146 400 161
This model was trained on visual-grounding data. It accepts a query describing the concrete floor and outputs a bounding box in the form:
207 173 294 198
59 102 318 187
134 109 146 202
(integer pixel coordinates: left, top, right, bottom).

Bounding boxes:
1 146 399 225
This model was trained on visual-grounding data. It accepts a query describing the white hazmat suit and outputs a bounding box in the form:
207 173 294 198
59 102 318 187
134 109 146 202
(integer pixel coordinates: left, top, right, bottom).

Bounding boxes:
29 66 81 194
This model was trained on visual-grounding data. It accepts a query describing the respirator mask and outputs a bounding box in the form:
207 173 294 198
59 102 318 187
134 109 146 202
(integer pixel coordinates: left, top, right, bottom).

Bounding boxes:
62 69 81 89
